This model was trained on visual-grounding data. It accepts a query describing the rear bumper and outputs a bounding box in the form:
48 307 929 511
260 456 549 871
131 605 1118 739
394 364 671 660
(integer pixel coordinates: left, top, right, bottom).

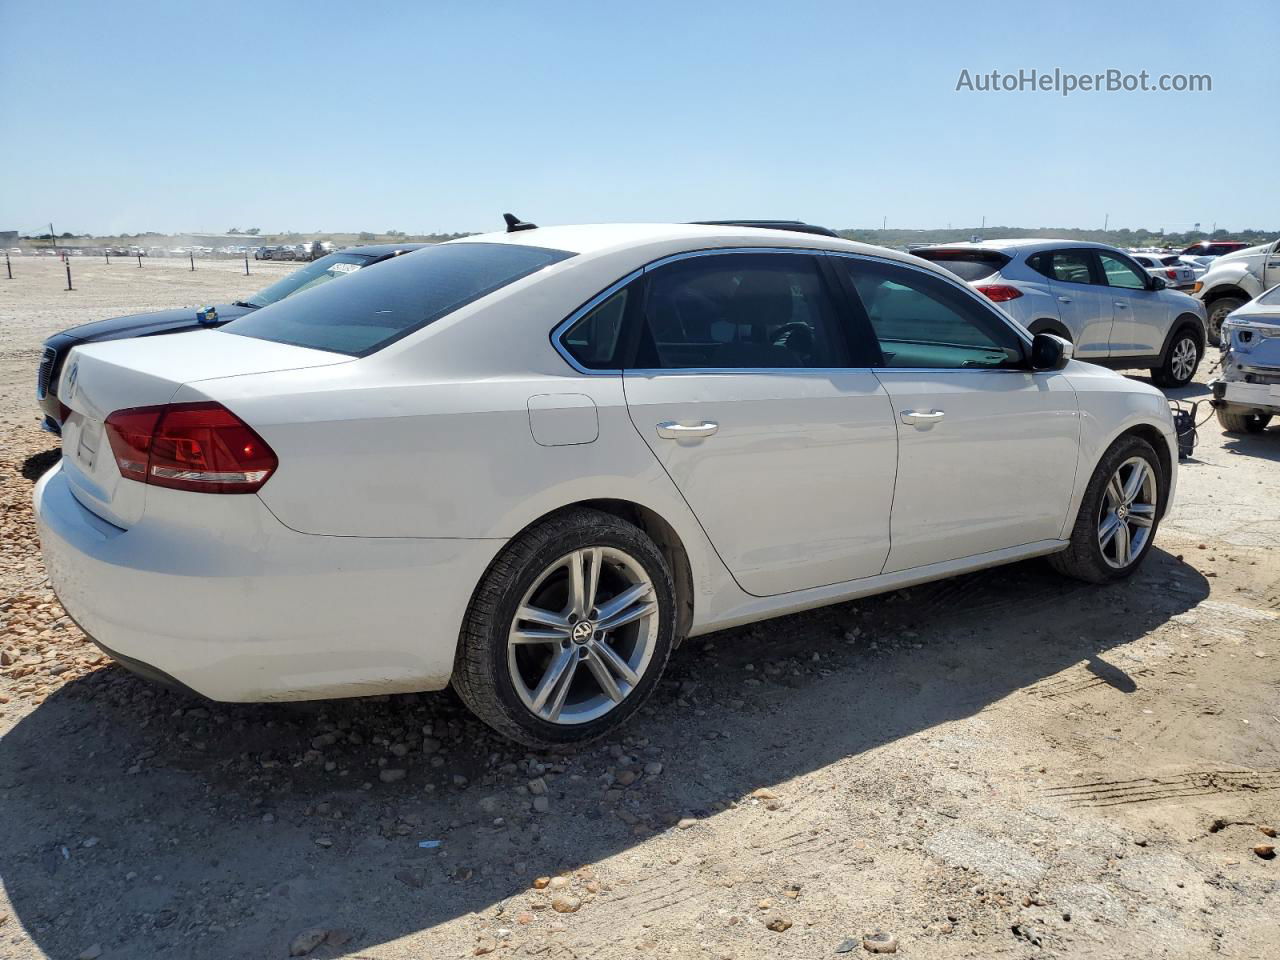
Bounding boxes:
1210 379 1280 415
33 465 505 702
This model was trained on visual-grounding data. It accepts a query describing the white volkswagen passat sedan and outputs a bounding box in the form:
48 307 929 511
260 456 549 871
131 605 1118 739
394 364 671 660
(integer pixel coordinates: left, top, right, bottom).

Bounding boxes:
35 222 1178 746
914 240 1208 387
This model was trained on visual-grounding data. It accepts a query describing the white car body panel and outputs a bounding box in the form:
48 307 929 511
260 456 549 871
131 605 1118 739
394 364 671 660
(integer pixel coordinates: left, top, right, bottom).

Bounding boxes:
622 369 897 595
872 368 1080 571
33 223 1179 703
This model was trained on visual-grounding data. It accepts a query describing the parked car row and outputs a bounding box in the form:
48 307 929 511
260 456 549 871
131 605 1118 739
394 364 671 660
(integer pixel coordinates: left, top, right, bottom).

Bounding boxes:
33 218 1190 746
35 243 425 433
254 242 335 261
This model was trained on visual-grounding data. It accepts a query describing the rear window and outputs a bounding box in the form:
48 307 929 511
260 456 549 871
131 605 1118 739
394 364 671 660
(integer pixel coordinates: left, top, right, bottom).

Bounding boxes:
222 242 574 356
913 249 1011 282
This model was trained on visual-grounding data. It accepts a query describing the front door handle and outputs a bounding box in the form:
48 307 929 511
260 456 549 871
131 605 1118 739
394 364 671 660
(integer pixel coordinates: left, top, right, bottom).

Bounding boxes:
900 409 945 428
1114 301 1129 308
656 420 719 440
1057 296 1072 303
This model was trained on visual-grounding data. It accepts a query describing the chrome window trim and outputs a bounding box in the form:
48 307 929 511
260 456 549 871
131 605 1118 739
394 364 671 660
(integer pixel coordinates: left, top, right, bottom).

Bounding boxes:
549 268 643 376
549 245 1034 376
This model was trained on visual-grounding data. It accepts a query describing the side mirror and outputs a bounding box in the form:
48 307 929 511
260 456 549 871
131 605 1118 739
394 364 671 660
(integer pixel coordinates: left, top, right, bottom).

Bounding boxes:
1148 275 1167 291
1030 332 1072 371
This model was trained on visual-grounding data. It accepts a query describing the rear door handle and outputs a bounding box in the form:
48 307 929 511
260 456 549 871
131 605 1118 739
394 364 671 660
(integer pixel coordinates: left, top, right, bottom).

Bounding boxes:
1115 301 1129 308
656 420 719 440
1057 296 1072 303
900 409 945 428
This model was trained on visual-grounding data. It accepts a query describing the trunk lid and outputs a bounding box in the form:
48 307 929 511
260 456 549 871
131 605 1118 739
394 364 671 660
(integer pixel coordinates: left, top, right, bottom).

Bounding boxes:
57 331 348 527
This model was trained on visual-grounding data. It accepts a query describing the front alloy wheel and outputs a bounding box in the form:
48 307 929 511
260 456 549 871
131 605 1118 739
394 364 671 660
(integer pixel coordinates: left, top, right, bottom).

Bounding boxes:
453 508 675 747
1097 457 1157 569
1049 434 1164 584
1169 336 1198 384
508 548 658 724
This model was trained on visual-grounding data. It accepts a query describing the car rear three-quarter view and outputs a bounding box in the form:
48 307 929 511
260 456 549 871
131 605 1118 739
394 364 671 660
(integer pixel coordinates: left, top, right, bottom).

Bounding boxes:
34 223 1179 747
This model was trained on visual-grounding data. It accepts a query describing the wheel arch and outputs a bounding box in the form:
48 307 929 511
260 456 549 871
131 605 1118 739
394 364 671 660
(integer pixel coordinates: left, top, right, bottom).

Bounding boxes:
1111 424 1174 519
1202 284 1250 307
1160 313 1207 357
506 499 697 643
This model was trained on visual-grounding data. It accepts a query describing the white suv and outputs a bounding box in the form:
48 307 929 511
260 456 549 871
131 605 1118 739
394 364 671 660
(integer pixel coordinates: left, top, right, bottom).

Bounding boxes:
916 240 1209 387
35 222 1178 746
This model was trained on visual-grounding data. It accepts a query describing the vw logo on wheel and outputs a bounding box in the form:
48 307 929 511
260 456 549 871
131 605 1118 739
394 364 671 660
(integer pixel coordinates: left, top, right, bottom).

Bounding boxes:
571 620 595 644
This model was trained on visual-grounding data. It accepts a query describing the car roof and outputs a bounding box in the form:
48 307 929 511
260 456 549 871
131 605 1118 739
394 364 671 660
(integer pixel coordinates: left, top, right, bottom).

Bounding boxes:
445 222 938 272
915 238 1137 257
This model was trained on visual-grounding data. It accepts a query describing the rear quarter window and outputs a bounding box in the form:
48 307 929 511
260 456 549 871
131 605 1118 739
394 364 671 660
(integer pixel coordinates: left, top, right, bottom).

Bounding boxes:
222 242 574 356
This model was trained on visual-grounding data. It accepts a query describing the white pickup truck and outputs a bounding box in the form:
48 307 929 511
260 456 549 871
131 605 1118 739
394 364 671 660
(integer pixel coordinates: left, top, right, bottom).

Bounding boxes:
1193 238 1280 344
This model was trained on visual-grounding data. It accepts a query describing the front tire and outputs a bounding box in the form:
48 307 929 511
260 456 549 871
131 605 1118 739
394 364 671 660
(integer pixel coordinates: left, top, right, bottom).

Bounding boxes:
1216 408 1272 434
1206 297 1245 347
453 508 675 748
1049 435 1164 584
1150 327 1202 388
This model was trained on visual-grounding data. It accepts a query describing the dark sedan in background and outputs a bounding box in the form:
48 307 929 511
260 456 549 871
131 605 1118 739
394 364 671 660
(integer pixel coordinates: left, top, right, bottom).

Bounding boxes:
36 243 425 432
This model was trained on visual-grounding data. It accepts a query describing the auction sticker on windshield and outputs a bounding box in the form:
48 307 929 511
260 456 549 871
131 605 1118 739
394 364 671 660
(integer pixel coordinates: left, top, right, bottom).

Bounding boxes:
327 262 360 275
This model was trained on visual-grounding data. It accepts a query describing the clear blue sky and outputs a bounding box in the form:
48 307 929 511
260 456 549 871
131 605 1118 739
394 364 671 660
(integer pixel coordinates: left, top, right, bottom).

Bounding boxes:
1 0 1275 236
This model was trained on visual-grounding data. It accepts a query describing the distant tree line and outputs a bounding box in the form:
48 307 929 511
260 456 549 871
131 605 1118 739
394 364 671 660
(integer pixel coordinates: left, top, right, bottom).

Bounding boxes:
835 226 1278 248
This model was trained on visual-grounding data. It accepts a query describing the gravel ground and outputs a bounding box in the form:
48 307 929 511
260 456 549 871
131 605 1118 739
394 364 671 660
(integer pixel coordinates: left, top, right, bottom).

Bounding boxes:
1 256 1278 960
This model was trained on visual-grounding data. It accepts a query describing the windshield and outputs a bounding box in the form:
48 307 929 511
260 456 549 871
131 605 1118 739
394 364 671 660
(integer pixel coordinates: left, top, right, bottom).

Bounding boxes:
243 252 374 307
223 241 575 356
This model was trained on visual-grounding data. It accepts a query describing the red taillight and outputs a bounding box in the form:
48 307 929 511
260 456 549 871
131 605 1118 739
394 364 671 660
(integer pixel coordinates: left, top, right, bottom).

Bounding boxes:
104 401 277 494
975 284 1024 303
1165 268 1178 279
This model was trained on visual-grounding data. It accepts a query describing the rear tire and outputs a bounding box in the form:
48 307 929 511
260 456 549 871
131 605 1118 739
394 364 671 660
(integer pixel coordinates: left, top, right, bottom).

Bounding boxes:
453 508 675 748
1049 435 1165 584
1216 408 1272 434
1206 297 1245 347
1150 326 1202 388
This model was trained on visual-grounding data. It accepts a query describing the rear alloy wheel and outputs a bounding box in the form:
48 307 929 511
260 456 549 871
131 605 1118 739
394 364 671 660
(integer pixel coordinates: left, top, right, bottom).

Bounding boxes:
1151 329 1201 388
1216 408 1272 434
453 508 675 747
1049 436 1164 583
1206 297 1245 347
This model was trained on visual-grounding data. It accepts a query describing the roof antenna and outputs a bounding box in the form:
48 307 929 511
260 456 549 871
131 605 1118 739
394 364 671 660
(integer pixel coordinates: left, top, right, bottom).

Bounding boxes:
503 212 538 233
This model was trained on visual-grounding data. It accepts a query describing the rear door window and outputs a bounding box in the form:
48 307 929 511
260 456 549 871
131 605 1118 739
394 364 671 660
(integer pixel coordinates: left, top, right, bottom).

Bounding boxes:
223 242 574 356
1044 250 1096 285
635 253 848 369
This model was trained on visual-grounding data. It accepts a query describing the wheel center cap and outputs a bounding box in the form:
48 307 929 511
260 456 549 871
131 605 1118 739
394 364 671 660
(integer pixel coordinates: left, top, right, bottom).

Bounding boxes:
571 620 595 644
1116 504 1129 520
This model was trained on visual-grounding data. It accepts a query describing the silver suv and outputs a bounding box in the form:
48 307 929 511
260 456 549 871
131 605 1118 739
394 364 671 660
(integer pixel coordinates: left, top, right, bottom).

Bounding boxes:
916 240 1209 387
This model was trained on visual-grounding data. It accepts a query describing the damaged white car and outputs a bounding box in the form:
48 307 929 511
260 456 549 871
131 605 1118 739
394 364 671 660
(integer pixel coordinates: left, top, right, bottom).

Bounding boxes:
1193 238 1280 345
1211 284 1280 434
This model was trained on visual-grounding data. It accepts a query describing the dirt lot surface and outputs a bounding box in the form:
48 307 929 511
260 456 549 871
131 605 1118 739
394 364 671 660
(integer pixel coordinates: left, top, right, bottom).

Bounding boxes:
1 256 1278 959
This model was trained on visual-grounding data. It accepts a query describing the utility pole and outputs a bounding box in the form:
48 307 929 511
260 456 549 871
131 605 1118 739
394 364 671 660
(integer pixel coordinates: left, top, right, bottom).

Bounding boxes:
1103 213 1109 231
50 221 57 258
881 216 887 231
